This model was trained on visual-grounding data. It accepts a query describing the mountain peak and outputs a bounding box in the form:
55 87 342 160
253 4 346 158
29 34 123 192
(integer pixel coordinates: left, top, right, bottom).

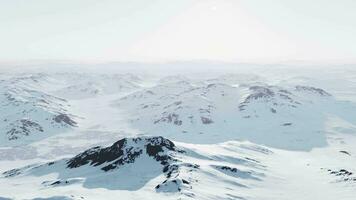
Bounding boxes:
67 136 178 171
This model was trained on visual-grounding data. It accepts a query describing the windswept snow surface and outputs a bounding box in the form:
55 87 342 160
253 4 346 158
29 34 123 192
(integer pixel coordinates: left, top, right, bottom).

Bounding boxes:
0 68 356 200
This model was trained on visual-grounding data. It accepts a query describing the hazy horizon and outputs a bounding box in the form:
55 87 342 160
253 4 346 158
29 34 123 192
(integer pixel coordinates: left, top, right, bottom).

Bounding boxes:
1 0 355 64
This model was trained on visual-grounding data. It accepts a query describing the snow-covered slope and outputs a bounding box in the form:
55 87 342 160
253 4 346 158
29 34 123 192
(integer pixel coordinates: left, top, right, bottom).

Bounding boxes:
0 79 76 146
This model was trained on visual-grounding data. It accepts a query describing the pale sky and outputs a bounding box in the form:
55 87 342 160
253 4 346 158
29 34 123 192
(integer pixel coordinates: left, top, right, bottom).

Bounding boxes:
1 0 355 63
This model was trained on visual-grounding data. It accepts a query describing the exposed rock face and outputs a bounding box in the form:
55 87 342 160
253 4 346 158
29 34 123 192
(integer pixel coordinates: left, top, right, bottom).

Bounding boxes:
238 85 300 116
200 116 213 124
3 168 22 178
156 163 199 193
282 123 293 126
214 165 262 181
66 136 177 171
2 164 35 178
295 86 331 96
328 169 354 177
325 168 356 183
7 119 44 140
246 86 275 101
154 113 183 126
53 114 77 126
155 178 191 193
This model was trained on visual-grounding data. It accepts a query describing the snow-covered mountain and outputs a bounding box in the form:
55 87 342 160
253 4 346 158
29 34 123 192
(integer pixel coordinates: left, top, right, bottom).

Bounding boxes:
52 73 143 100
0 70 356 200
1 72 143 99
0 136 269 199
2 135 355 200
114 78 356 150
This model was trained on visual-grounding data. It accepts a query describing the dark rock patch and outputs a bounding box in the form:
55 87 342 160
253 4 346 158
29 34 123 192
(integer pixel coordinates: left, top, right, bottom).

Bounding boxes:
7 119 44 140
53 114 76 126
154 113 182 126
215 165 262 181
155 178 192 193
339 151 351 156
328 169 353 176
201 116 214 124
247 86 275 100
2 168 22 178
326 168 356 183
295 86 331 96
282 123 293 126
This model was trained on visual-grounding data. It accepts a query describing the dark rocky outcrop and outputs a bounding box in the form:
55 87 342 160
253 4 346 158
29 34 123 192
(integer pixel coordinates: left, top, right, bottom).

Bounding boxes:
7 119 44 140
214 165 262 181
66 136 178 171
53 114 77 126
326 168 356 183
247 86 275 99
295 86 331 96
155 178 192 193
328 169 353 176
156 162 199 193
339 151 351 156
200 116 214 124
154 113 182 126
